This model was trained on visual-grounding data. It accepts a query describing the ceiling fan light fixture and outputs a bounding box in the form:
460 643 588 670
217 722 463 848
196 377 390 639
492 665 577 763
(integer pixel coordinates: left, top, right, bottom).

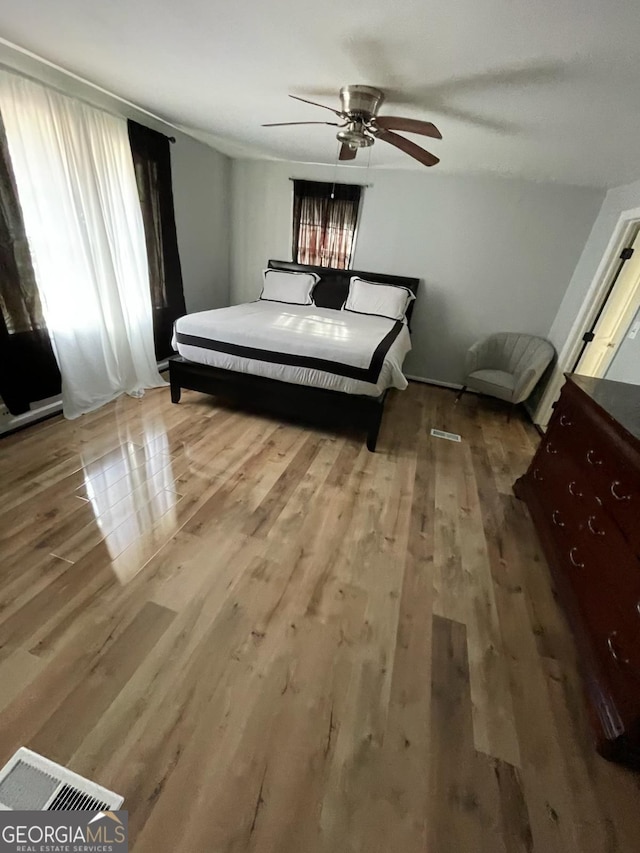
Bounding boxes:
336 122 374 148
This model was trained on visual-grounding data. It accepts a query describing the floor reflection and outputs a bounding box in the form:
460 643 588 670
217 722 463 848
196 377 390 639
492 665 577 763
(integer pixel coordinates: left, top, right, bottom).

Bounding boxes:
80 418 179 583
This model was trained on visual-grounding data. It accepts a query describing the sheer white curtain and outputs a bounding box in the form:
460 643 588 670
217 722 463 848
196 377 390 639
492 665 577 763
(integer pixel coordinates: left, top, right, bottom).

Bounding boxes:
0 72 165 418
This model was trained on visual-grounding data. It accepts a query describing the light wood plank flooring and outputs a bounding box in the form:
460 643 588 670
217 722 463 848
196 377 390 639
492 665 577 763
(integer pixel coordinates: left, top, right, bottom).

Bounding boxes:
0 382 639 852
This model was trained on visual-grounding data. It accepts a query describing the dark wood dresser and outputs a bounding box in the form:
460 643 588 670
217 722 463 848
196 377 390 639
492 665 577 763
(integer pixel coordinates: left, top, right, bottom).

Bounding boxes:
515 374 640 767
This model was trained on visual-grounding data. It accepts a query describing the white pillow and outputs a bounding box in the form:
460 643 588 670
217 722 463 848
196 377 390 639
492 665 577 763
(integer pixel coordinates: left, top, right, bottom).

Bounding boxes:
344 277 415 321
260 269 319 305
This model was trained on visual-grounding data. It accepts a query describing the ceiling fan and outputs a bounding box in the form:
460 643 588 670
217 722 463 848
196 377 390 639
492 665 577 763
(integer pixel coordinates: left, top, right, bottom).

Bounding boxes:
262 85 441 167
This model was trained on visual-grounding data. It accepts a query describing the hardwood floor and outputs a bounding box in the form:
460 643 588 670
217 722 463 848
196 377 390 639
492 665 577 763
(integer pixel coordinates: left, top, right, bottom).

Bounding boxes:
0 382 639 852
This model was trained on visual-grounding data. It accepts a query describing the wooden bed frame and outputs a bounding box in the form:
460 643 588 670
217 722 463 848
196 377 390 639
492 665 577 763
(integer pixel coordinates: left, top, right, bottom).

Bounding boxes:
168 260 420 451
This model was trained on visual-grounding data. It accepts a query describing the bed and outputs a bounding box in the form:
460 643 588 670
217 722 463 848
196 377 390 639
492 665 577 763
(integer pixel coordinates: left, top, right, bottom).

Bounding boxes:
168 260 419 451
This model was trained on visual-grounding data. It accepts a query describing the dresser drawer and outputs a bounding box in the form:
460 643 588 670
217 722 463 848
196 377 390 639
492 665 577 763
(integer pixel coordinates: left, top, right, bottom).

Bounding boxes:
528 449 640 634
560 519 640 651
583 596 640 730
546 513 640 727
537 455 640 606
546 398 640 557
576 581 640 730
527 447 594 537
575 503 640 616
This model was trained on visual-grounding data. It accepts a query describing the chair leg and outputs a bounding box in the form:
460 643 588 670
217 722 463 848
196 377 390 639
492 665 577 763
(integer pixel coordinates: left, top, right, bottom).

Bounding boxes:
455 385 467 403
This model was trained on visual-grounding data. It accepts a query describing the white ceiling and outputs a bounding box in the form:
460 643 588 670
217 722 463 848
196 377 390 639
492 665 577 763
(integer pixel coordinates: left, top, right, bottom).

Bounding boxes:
1 0 640 187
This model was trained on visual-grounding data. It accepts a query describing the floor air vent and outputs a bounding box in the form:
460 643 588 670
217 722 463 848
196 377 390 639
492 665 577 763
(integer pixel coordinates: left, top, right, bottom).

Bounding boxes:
430 428 461 442
0 748 123 811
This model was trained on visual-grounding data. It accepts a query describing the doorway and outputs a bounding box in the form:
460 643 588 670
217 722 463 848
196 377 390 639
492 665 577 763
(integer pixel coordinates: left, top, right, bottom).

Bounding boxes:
572 227 640 380
533 211 640 429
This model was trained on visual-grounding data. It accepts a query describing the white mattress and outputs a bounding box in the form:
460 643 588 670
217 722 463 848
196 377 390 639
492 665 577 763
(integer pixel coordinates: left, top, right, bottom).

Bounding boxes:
172 301 412 397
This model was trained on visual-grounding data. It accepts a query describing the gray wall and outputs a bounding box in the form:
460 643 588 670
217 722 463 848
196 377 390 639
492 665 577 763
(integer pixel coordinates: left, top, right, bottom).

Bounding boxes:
606 307 640 385
171 134 231 311
231 159 603 385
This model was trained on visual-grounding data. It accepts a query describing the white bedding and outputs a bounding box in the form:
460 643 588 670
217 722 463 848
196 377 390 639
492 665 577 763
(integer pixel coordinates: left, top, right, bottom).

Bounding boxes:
172 301 411 397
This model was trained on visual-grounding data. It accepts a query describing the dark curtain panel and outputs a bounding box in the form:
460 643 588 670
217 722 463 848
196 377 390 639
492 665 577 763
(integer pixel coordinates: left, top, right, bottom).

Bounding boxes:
0 114 60 415
127 121 186 360
292 180 362 269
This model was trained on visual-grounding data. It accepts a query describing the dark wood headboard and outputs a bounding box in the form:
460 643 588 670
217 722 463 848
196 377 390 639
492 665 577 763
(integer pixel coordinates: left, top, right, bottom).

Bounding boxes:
267 260 420 325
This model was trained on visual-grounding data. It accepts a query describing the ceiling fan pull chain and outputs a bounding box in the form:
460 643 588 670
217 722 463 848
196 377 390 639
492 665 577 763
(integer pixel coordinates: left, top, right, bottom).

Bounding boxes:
331 139 341 197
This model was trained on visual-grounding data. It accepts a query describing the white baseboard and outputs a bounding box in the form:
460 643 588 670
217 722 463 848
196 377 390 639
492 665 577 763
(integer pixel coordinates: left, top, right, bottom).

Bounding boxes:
0 396 63 436
405 374 471 391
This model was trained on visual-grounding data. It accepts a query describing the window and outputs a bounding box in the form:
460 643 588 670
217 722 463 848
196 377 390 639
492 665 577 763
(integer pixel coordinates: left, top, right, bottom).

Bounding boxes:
0 114 46 336
0 111 60 414
0 73 165 419
292 180 362 269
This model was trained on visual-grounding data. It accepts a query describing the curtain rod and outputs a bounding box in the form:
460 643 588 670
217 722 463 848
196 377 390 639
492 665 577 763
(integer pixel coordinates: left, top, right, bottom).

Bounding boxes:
289 177 372 187
0 47 177 143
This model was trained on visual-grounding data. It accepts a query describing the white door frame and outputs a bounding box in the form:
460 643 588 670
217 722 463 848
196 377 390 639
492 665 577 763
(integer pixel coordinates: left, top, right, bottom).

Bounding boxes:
533 205 640 427
575 231 640 378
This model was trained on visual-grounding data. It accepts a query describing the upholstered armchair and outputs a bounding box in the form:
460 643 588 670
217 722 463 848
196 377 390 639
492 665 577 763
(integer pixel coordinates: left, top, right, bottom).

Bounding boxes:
457 333 555 411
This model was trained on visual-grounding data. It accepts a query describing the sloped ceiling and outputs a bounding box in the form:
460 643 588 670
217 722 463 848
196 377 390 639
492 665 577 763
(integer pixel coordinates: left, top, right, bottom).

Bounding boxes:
1 0 640 186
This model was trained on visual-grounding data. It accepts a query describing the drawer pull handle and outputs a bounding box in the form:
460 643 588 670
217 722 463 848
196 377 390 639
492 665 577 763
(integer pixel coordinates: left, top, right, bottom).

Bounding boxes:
560 414 572 426
552 510 565 528
607 632 629 666
569 547 584 568
610 481 631 501
608 631 640 681
587 515 605 536
533 467 544 481
568 481 582 497
586 449 602 466
545 443 558 455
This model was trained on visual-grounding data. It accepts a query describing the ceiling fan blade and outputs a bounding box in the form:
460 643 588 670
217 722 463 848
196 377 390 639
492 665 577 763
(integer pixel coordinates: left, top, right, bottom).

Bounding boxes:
374 116 442 139
339 144 357 161
262 121 340 127
289 94 343 116
373 128 439 167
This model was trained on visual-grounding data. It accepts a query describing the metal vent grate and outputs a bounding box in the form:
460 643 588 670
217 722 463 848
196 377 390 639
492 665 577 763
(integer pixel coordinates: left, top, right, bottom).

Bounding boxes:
47 783 111 812
430 428 461 442
0 761 59 810
0 748 123 811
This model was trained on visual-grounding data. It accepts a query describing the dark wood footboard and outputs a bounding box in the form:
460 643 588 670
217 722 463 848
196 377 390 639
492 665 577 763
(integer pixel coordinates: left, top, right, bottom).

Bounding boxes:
168 355 388 451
